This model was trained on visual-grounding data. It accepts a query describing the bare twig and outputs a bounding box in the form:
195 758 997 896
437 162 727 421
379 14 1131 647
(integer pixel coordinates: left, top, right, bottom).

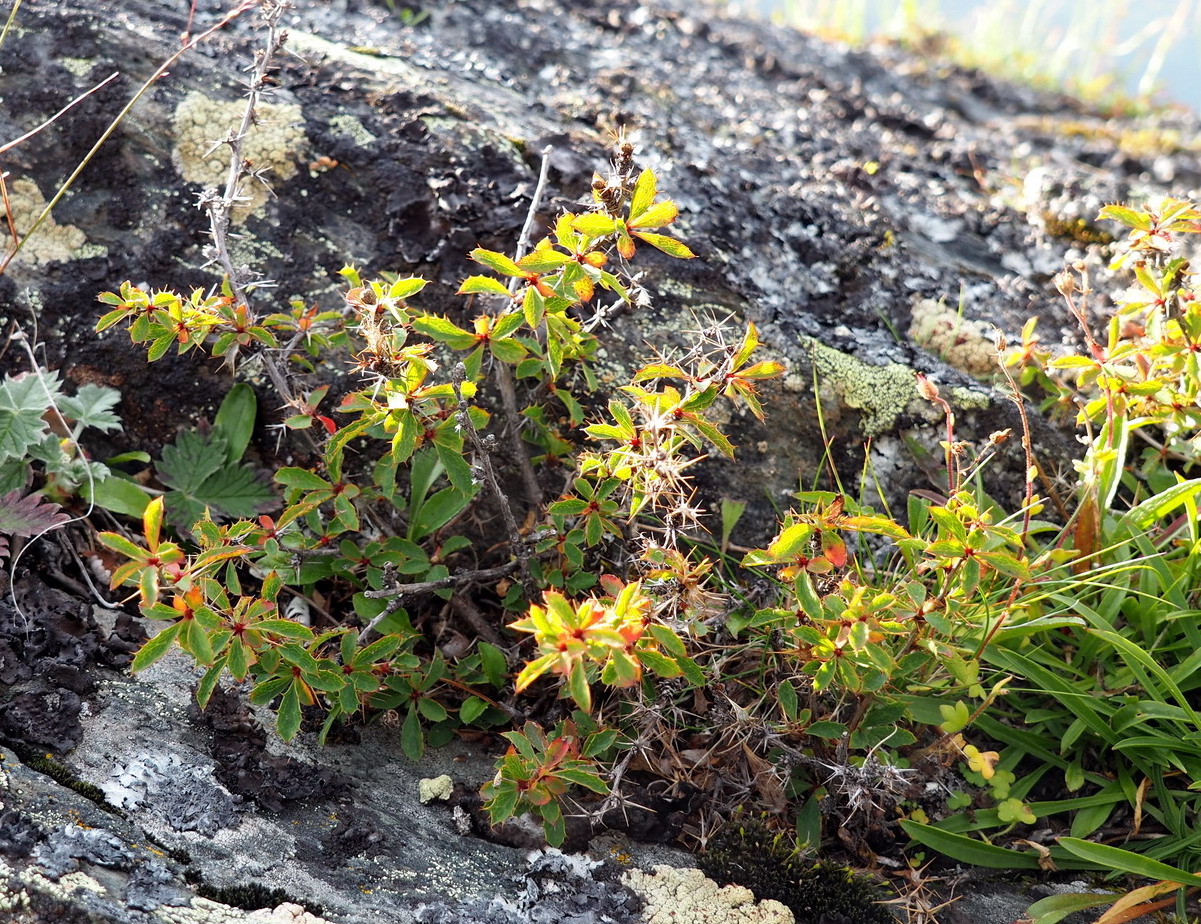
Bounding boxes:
491 144 556 512
452 366 535 596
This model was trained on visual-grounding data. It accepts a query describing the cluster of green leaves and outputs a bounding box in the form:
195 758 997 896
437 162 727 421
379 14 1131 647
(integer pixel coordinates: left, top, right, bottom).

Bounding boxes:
94 146 788 845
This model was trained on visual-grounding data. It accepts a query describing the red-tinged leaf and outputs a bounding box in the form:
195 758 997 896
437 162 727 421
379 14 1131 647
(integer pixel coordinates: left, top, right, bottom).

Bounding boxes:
628 200 678 230
632 232 695 259
131 623 183 672
738 360 785 379
1097 204 1152 231
572 213 621 237
470 248 523 277
822 537 848 568
515 653 559 692
518 249 570 272
616 231 636 260
143 495 165 552
388 276 427 300
457 275 513 297
632 363 689 383
629 168 657 219
0 490 70 537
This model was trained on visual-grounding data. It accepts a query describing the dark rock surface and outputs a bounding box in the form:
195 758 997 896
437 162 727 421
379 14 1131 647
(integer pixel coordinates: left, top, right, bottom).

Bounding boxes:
3 0 1199 921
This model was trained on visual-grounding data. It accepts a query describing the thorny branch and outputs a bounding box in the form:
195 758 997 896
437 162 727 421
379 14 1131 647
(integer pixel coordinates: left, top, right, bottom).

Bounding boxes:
198 0 299 411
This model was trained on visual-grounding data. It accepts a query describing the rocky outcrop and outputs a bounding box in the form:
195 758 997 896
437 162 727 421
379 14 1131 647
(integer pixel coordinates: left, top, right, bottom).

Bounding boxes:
3 0 1200 921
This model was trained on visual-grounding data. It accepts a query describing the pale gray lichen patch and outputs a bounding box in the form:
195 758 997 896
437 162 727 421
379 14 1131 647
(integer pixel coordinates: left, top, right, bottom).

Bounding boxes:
910 298 1004 379
1 177 106 266
622 865 793 924
172 91 307 218
329 113 377 147
418 774 454 804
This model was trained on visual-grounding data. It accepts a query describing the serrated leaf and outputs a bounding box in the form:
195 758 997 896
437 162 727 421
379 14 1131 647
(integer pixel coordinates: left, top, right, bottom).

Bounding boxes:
157 429 228 495
0 407 47 463
0 370 61 413
629 168 657 219
632 232 695 259
469 248 523 277
57 384 122 434
0 489 70 536
189 463 275 519
458 275 513 297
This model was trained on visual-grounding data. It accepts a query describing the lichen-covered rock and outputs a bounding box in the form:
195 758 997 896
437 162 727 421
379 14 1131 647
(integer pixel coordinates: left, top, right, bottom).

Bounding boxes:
4 0 1201 922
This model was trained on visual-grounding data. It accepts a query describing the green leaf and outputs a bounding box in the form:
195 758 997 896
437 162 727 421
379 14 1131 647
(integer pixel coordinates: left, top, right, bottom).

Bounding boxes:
275 467 331 492
57 384 121 434
277 683 303 741
1123 478 1201 529
479 642 508 689
1056 838 1201 886
157 429 228 495
188 464 275 519
470 249 524 277
555 768 609 794
83 476 150 517
212 383 257 465
1024 894 1115 924
458 275 513 297
401 705 425 760
0 406 47 463
459 696 488 724
411 315 476 349
900 822 1042 869
632 232 695 259
131 623 183 672
778 680 798 720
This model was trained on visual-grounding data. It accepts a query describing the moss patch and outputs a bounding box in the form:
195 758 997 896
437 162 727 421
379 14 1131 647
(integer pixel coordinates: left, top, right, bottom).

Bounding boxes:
699 821 894 924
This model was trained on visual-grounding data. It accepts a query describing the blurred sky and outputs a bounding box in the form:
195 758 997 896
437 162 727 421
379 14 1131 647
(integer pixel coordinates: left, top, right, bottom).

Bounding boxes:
735 1 1201 112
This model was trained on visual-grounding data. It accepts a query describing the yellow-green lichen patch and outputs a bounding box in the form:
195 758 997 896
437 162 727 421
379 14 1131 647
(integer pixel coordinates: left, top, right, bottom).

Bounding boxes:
172 92 307 218
60 57 96 77
2 177 106 267
623 865 793 924
418 774 454 804
328 114 377 147
910 298 1001 379
803 337 923 437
